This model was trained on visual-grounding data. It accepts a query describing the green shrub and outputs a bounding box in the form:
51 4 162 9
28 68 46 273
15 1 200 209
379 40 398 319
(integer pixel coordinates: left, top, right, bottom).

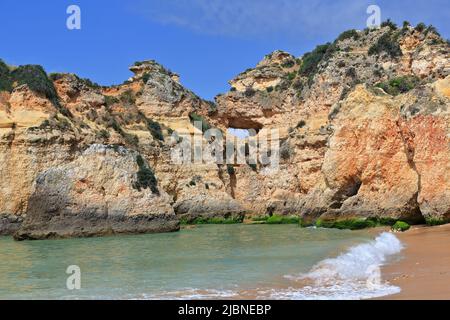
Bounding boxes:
373 68 383 77
341 219 378 229
133 154 159 194
56 117 71 130
244 87 256 97
0 59 12 92
281 60 295 68
105 116 140 146
377 217 398 226
392 221 410 232
48 73 65 82
296 120 306 128
146 118 164 141
142 73 150 84
292 79 304 92
2 62 69 112
299 43 332 77
251 215 300 224
375 76 419 95
108 118 124 134
124 133 139 146
266 86 274 93
426 218 449 226
315 218 381 230
104 95 120 106
207 101 217 115
346 67 357 79
368 33 402 58
274 81 290 92
96 129 110 140
415 22 426 32
280 141 292 160
183 216 244 225
315 217 400 230
402 21 411 30
425 25 441 37
430 38 443 45
337 29 359 42
266 215 300 224
189 112 211 132
251 216 269 222
10 65 58 100
35 115 71 131
380 19 397 30
58 105 73 118
38 119 51 129
287 72 296 81
0 59 11 74
119 90 136 105
80 77 101 89
248 163 257 172
226 164 235 175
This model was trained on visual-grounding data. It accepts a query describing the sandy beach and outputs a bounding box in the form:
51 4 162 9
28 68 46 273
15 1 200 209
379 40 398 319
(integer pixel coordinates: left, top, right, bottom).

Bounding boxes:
380 224 450 300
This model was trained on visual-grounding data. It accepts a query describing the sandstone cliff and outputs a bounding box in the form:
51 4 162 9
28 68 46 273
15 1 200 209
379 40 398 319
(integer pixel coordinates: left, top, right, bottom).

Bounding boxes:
0 22 449 238
14 145 178 240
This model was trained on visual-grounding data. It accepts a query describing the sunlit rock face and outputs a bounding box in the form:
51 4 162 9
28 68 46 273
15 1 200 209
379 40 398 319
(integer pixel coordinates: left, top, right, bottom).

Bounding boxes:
14 145 178 240
0 23 449 238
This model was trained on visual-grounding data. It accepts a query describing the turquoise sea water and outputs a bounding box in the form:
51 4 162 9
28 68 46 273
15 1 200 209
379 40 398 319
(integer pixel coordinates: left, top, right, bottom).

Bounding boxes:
0 225 402 300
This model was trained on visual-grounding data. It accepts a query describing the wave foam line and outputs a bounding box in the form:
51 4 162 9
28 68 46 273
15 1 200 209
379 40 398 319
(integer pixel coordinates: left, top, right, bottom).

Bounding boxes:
276 232 404 300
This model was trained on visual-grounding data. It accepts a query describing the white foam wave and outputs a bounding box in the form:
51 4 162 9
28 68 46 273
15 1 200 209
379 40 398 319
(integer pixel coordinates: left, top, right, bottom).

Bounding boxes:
138 288 239 300
278 232 404 300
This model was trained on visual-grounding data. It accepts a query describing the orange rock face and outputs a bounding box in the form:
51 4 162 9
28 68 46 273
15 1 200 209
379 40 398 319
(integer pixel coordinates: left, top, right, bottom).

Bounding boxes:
405 115 450 220
321 86 422 222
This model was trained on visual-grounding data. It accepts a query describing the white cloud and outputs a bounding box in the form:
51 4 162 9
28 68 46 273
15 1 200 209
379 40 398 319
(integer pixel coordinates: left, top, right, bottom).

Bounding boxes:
136 0 371 39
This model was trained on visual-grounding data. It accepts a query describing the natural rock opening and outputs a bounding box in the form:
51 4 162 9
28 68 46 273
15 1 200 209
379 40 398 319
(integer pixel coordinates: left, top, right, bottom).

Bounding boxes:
227 128 254 139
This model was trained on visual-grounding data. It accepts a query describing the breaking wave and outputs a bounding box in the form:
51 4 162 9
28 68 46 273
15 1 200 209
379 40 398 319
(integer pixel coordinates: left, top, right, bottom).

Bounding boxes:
273 232 404 299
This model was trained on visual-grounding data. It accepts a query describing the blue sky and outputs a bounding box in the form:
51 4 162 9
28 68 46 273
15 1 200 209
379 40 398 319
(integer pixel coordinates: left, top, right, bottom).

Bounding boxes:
0 0 448 99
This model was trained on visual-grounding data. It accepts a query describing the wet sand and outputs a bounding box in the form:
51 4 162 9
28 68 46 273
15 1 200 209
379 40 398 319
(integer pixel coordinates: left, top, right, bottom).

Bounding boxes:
380 224 450 300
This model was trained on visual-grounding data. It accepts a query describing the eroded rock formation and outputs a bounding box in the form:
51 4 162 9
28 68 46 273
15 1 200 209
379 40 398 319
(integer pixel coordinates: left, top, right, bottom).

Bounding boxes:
15 145 178 240
0 22 449 238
